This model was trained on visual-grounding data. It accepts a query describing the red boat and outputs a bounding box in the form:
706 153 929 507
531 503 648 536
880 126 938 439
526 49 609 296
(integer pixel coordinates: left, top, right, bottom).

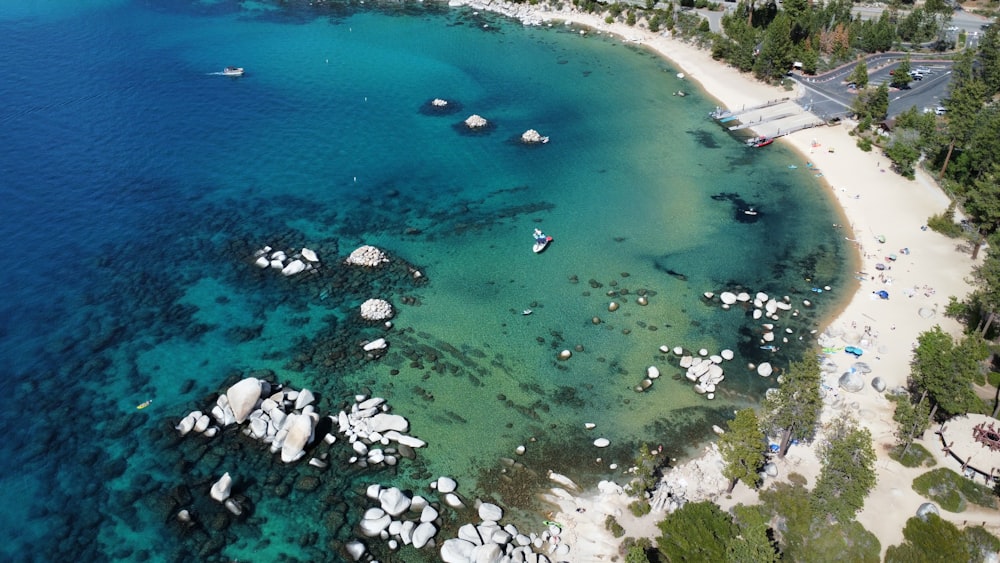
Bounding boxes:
752 137 774 148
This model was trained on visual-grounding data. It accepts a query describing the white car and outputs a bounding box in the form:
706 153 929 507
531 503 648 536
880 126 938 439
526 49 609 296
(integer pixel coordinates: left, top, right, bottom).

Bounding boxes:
935 106 947 115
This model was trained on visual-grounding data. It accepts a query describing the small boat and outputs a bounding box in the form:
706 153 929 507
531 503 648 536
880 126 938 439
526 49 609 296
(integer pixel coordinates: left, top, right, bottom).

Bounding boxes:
760 345 780 352
222 66 245 76
532 228 553 254
743 208 758 216
753 137 773 148
136 399 153 410
522 309 533 316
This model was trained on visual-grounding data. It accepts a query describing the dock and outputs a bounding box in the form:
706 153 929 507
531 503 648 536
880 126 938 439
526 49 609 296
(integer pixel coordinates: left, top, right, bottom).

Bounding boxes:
711 99 824 141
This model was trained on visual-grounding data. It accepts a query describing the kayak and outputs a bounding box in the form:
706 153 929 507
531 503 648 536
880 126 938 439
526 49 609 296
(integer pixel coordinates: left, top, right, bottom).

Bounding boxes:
136 399 153 410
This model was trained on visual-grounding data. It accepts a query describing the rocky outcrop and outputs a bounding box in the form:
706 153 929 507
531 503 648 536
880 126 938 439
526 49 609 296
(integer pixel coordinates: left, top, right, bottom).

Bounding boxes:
360 298 394 321
464 114 488 129
251 245 320 277
345 245 389 267
520 129 549 144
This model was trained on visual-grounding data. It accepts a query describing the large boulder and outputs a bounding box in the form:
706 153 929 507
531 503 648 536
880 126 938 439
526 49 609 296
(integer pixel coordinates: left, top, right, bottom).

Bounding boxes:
412 521 437 549
281 413 314 463
379 487 411 517
210 472 232 502
478 502 503 522
226 378 262 424
441 538 476 563
838 370 865 393
369 413 409 433
470 543 503 563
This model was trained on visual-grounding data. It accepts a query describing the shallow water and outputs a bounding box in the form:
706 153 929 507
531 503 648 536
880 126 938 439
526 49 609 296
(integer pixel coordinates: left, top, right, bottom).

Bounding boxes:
0 1 850 560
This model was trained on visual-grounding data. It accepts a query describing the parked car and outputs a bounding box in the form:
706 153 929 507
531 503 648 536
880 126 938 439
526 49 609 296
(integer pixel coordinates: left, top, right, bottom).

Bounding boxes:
935 105 947 115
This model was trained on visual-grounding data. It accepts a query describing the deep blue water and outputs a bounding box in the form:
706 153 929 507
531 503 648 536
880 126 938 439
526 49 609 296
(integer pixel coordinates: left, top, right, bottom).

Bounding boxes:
0 1 851 561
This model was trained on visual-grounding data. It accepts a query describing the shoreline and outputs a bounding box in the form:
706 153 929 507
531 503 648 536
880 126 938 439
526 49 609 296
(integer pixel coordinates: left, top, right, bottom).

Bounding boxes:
449 1 985 559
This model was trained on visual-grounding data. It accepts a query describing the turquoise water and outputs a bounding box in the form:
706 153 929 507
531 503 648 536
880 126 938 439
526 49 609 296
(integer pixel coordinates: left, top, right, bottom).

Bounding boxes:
0 1 850 560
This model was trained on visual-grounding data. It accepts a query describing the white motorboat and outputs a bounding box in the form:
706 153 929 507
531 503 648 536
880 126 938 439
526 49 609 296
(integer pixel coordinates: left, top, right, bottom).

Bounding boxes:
222 66 245 76
532 228 552 254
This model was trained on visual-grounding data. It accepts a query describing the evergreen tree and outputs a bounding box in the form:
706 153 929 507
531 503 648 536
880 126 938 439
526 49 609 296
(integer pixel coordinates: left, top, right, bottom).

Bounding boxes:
870 82 889 121
979 26 1000 98
891 55 912 89
939 50 987 179
761 358 823 458
754 12 794 81
885 514 986 562
719 408 766 493
848 59 869 89
727 504 780 562
811 419 877 523
911 326 982 420
656 501 736 562
889 393 931 456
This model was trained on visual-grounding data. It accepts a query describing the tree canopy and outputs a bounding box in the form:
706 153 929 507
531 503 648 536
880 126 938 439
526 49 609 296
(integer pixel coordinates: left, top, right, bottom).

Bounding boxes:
718 408 766 493
656 501 736 562
761 358 823 457
811 419 877 523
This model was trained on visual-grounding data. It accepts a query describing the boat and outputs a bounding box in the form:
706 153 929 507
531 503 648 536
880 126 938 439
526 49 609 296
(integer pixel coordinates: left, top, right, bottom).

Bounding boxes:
753 137 774 148
522 309 533 315
136 399 153 410
222 66 244 76
743 208 759 216
532 228 553 254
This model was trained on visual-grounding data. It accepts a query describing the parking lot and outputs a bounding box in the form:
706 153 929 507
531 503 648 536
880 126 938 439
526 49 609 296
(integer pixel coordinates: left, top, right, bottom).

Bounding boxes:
795 58 954 121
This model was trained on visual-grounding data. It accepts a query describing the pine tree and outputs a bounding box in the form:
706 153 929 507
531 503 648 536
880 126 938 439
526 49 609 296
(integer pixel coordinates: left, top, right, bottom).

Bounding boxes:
848 59 869 89
719 408 766 493
761 358 823 458
811 418 877 523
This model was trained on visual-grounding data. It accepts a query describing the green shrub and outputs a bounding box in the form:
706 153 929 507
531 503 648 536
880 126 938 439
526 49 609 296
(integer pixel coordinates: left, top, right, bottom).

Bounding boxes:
606 515 626 537
912 468 998 512
926 203 965 238
857 136 873 152
888 443 936 468
629 499 652 517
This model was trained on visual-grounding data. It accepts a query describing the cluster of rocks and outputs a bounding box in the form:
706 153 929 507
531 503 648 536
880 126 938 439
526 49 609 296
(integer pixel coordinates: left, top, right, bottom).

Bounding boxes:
345 245 389 268
704 289 816 346
464 114 489 129
661 345 736 400
432 98 450 108
360 298 394 321
207 472 246 517
251 245 320 277
650 442 729 512
335 395 426 469
520 129 549 144
177 378 426 470
348 475 566 562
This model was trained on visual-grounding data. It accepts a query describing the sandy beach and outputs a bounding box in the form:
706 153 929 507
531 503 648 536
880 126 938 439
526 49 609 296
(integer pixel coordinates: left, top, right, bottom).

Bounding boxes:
449 1 992 559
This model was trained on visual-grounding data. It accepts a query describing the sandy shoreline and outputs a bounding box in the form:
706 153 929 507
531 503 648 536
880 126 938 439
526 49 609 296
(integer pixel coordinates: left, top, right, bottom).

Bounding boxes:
449 1 987 559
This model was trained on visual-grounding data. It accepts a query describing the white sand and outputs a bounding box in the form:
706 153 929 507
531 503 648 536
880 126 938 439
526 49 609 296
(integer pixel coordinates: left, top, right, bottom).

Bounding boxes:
451 2 991 559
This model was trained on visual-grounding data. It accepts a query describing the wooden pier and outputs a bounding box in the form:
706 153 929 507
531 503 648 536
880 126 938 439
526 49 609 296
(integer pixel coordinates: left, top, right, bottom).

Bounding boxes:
711 99 824 141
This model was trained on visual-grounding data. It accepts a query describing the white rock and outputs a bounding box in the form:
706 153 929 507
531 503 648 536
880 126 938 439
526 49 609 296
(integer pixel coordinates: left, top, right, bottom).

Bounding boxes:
757 362 773 377
224 498 243 516
254 256 269 268
363 338 388 351
721 349 734 360
176 415 195 436
593 438 610 448
478 502 503 522
441 538 477 563
420 504 439 523
366 483 382 499
458 523 483 544
412 521 437 549
647 366 660 379
360 513 391 537
445 493 464 508
720 292 737 305
379 487 411 516
383 430 426 448
281 259 306 276
301 247 319 263
358 396 386 410
345 540 366 561
470 543 503 562
294 388 315 410
210 472 232 502
369 413 409 433
436 476 458 493
584 422 596 429
226 377 262 425
280 413 314 463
